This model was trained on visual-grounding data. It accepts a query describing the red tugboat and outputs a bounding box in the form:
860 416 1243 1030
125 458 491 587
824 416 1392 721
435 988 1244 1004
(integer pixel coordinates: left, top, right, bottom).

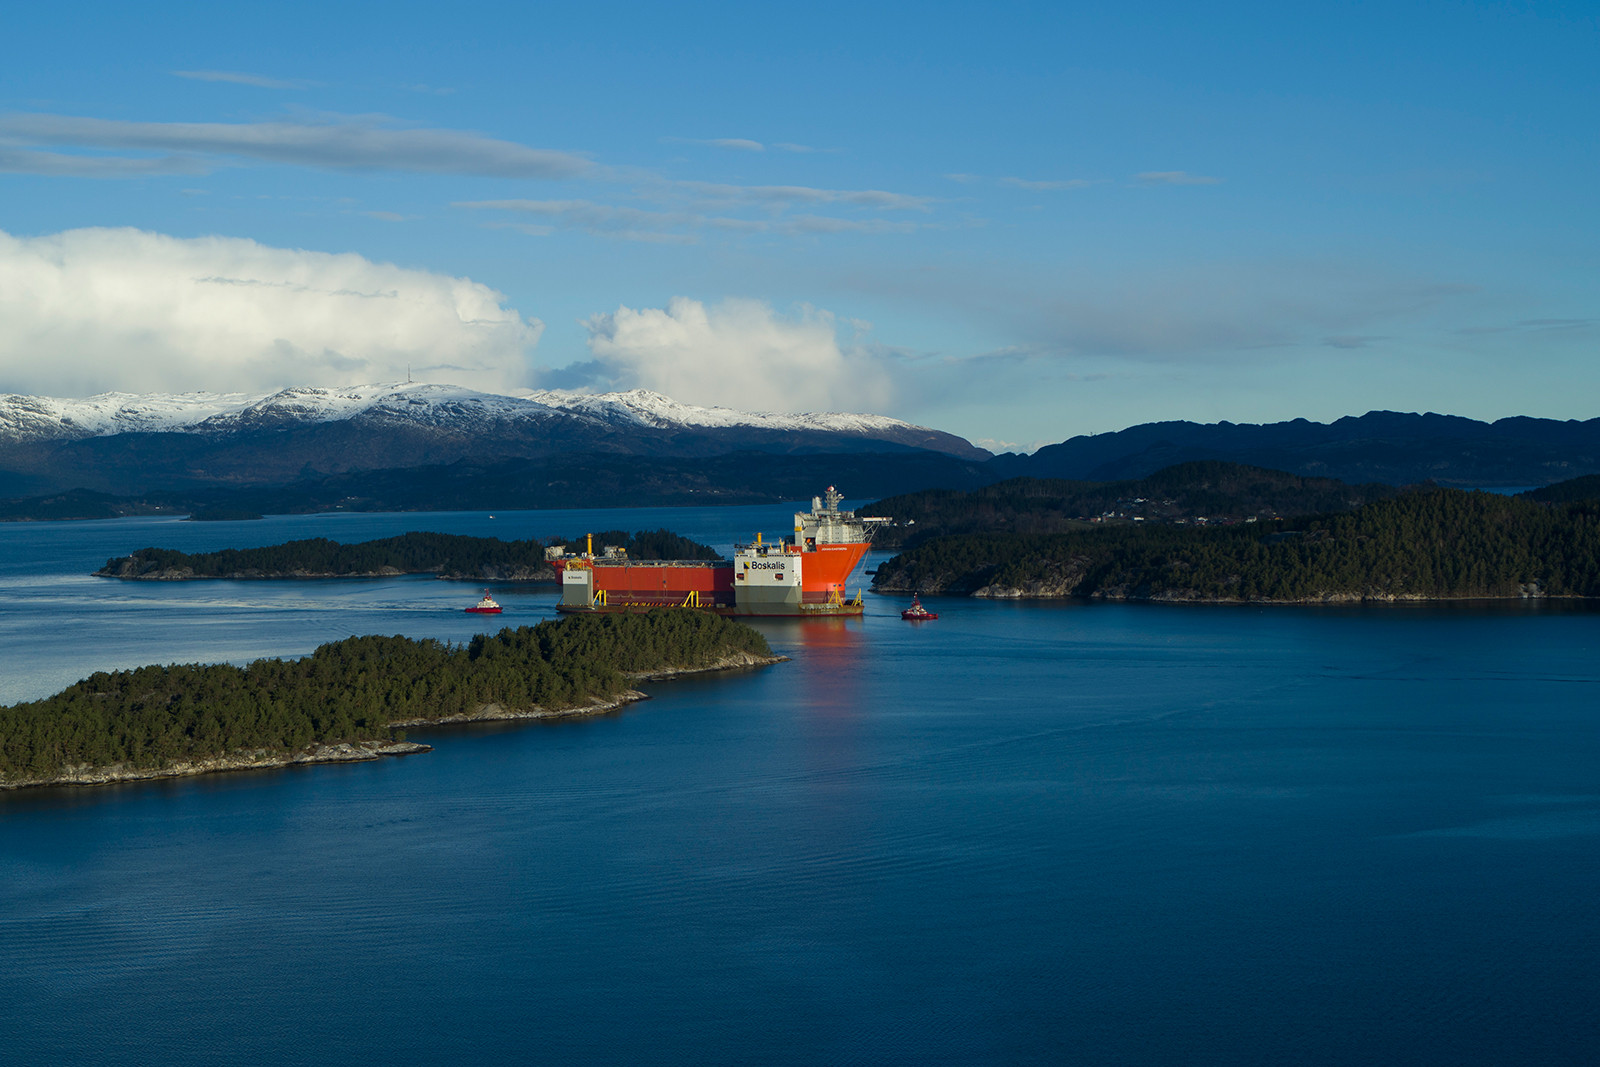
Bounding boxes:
465 590 503 614
901 595 938 621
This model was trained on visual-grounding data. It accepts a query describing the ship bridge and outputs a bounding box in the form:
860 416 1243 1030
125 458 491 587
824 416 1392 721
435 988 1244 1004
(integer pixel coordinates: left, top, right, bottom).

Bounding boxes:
794 486 891 549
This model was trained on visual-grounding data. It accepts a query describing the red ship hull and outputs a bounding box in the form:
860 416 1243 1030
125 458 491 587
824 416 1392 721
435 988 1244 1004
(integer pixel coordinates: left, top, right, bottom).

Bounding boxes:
798 542 872 598
574 549 874 615
556 488 886 617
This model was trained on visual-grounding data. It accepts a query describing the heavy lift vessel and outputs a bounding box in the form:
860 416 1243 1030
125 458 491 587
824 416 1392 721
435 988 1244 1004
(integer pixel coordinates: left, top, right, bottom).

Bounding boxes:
553 487 889 616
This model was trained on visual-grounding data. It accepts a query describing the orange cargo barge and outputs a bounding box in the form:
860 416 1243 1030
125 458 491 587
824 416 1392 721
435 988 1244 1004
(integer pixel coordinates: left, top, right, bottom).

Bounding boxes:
555 488 887 617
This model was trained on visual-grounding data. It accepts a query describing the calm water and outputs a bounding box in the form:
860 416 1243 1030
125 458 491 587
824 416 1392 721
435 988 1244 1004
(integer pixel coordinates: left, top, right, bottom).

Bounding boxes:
2 507 1597 1065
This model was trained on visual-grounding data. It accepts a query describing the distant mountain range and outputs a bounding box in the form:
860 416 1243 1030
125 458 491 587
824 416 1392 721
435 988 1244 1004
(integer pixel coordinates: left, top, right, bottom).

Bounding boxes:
991 411 1600 488
0 383 989 498
3 385 1599 518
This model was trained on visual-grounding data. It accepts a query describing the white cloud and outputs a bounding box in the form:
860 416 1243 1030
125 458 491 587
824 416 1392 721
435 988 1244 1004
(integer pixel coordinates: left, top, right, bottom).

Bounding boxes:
779 214 917 235
672 181 936 211
663 137 833 154
458 198 923 240
664 136 766 152
171 70 319 90
0 227 542 396
999 176 1094 191
838 258 1478 371
1023 269 1468 359
1134 170 1222 185
1454 318 1596 336
582 297 890 412
971 436 1052 454
0 147 206 177
0 113 592 179
460 198 698 236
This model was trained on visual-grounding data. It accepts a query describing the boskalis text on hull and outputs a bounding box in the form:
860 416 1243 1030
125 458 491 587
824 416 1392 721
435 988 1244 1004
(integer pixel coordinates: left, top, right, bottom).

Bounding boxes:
554 488 889 617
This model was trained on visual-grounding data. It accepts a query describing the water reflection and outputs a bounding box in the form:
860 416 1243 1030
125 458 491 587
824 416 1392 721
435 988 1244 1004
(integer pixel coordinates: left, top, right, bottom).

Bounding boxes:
757 616 866 712
753 617 870 822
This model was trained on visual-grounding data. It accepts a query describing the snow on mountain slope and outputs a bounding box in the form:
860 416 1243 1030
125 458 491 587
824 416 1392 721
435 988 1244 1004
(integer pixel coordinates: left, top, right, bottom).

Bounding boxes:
191 384 570 434
518 387 924 436
0 382 978 452
0 389 258 441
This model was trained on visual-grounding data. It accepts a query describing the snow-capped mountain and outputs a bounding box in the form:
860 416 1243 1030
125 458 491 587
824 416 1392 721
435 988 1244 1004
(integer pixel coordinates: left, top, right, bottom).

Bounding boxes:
0 382 977 448
0 382 989 498
518 388 925 437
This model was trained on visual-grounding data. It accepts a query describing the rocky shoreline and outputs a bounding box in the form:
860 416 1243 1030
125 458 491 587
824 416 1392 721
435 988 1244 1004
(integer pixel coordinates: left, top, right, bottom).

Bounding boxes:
880 579 1567 604
875 563 1566 604
1 652 785 792
982 589 1568 604
0 739 435 791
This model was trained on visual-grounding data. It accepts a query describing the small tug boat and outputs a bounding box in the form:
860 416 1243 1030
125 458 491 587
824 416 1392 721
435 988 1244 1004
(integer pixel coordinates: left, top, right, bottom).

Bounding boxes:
465 590 503 615
901 595 938 621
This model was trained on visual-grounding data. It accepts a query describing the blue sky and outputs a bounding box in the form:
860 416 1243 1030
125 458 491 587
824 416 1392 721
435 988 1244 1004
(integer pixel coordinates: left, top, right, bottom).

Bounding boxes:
1 1 1595 450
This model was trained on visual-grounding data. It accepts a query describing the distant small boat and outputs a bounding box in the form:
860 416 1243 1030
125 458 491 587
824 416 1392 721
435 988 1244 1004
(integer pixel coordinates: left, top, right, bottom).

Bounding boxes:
465 590 502 615
901 595 937 621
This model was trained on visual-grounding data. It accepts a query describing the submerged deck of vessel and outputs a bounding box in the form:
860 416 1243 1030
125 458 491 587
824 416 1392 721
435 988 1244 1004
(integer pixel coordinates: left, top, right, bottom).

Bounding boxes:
554 488 887 617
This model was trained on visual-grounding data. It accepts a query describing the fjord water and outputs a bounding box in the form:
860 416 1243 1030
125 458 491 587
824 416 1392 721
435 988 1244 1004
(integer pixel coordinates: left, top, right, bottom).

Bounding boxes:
2 508 1597 1065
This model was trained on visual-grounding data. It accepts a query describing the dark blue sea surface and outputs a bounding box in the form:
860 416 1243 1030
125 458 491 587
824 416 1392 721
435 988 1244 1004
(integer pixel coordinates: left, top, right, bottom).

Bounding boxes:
2 508 1597 1064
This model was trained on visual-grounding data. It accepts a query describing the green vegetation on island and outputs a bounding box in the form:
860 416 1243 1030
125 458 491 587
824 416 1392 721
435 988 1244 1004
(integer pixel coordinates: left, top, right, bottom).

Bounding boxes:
0 611 775 788
865 463 1403 549
97 528 720 581
1521 474 1600 505
873 488 1600 602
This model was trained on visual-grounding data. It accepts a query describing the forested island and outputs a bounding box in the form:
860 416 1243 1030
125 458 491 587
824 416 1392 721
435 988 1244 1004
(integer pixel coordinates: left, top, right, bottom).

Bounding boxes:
1524 474 1600 504
872 486 1600 602
97 528 719 581
866 463 1403 549
0 611 778 790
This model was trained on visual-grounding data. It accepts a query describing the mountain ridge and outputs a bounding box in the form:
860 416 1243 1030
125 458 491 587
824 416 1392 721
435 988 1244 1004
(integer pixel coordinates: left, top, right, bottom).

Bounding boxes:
0 382 991 497
0 382 983 451
994 410 1600 487
6 389 1600 516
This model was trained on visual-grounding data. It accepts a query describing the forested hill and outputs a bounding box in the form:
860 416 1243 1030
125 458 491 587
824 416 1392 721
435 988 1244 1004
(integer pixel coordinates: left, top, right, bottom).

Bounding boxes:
989 410 1600 487
1522 474 1600 504
97 528 719 581
0 611 776 789
872 489 1600 602
865 463 1403 549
